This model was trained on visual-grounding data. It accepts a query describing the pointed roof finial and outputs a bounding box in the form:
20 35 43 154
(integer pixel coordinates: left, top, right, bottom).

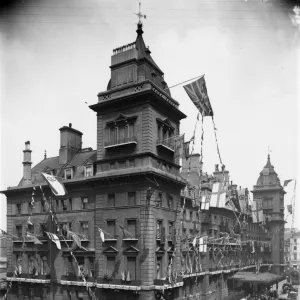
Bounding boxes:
44 150 47 159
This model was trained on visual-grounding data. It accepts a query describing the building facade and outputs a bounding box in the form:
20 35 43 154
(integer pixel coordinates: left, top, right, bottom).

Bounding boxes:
2 23 287 300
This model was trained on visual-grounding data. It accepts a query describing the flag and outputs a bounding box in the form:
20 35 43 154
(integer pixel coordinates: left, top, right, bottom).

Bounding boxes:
183 76 213 117
0 229 7 235
98 228 105 242
174 134 185 160
252 199 263 223
284 179 293 187
183 141 190 160
287 204 293 214
200 195 210 210
210 182 227 208
67 231 87 251
237 189 247 213
45 231 61 250
192 237 197 248
41 172 66 196
26 232 43 244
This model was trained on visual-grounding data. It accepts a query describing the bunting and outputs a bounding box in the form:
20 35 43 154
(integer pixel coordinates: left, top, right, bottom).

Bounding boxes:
41 172 66 196
26 232 43 245
45 231 61 250
284 179 293 187
67 230 87 251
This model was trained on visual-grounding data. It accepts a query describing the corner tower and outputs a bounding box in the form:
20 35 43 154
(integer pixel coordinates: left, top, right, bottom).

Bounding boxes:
252 155 285 275
90 22 186 300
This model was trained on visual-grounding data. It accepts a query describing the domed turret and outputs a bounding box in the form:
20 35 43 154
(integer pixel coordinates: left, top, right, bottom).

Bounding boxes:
256 154 281 186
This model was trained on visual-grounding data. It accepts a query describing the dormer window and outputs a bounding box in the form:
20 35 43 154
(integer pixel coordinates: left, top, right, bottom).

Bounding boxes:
85 165 93 177
64 168 73 180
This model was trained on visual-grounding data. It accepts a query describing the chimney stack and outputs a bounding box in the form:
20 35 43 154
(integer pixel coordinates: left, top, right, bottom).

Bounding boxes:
59 124 83 165
22 141 32 185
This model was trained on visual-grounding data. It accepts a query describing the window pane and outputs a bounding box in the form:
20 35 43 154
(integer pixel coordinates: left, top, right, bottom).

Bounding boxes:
108 194 115 207
127 257 136 280
128 192 136 206
107 257 115 271
127 220 136 237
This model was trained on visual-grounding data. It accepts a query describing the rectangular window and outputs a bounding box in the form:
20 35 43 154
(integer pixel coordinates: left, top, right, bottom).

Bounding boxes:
156 257 162 279
107 194 115 207
41 201 47 213
81 197 88 209
127 219 136 238
64 169 73 180
129 159 135 167
55 200 60 212
107 257 115 271
107 220 116 238
62 199 71 211
89 258 95 277
80 222 89 239
168 222 173 240
127 257 136 280
156 220 162 239
85 166 93 177
110 162 115 170
16 225 22 239
156 193 162 207
190 211 193 221
294 254 297 260
118 161 126 169
40 224 47 239
294 239 297 244
59 223 72 239
167 195 173 209
127 192 136 206
27 224 34 234
294 246 297 251
16 203 21 215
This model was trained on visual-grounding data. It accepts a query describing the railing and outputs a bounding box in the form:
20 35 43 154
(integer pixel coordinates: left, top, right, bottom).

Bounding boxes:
156 139 175 151
104 136 137 148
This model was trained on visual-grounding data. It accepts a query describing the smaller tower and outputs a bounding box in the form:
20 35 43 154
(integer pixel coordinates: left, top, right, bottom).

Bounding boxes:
252 154 285 275
22 141 32 185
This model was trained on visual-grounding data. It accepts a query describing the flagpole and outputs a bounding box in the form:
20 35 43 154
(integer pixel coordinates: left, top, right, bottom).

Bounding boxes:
164 74 205 91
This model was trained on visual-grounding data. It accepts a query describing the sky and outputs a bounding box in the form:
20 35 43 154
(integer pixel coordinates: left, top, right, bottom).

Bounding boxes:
0 0 299 231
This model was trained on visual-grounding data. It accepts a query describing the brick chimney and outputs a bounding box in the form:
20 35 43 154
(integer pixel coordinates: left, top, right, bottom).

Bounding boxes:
181 154 203 185
59 123 83 165
22 141 32 185
213 164 229 183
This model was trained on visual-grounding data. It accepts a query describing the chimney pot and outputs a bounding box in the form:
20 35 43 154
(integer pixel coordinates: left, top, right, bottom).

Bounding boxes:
69 123 72 128
25 141 30 150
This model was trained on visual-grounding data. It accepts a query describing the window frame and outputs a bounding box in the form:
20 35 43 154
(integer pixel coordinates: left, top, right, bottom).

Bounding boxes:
84 165 93 177
64 168 73 180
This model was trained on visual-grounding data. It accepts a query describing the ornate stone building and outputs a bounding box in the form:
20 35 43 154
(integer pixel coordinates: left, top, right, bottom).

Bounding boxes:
1 22 287 300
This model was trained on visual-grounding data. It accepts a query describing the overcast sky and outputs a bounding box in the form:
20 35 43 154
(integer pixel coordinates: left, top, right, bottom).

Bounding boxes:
0 0 299 231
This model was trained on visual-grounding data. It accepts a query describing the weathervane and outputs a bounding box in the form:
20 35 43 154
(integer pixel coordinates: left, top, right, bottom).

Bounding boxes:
135 2 146 24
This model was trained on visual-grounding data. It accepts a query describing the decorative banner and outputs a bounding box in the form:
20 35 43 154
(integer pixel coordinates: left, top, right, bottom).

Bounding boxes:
98 228 105 242
284 179 293 187
45 231 61 250
252 199 263 223
174 134 185 160
210 182 226 208
237 189 247 213
183 76 213 117
41 172 67 196
67 231 87 251
26 232 43 245
201 195 210 210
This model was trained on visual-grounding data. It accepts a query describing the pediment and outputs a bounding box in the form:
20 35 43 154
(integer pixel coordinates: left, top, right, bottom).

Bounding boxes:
156 246 165 254
114 113 127 122
103 246 118 254
123 245 139 254
83 159 93 166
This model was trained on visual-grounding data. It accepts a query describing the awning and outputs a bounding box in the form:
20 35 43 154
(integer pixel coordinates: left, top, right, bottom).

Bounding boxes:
230 272 282 284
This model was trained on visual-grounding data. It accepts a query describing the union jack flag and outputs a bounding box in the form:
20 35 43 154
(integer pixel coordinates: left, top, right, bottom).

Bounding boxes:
183 76 213 117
